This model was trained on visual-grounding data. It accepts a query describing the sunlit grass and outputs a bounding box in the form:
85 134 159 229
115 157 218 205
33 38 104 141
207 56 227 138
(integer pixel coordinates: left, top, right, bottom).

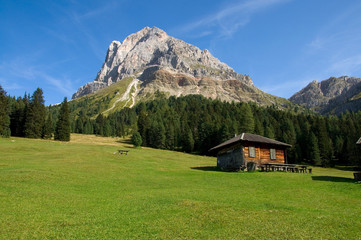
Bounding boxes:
0 135 360 239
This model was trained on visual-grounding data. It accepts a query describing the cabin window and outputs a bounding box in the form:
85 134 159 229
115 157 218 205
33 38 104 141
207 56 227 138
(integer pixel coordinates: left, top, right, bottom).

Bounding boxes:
249 146 255 158
270 148 276 160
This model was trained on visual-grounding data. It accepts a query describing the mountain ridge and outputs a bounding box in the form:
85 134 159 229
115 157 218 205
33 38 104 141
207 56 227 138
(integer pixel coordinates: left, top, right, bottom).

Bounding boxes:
72 26 295 109
289 76 361 114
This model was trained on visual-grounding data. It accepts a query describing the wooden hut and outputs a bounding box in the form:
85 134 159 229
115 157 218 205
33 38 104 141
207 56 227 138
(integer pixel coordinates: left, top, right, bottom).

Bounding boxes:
209 133 291 171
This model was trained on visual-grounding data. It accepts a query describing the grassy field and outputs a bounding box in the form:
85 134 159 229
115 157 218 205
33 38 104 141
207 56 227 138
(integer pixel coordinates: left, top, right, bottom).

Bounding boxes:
0 134 360 239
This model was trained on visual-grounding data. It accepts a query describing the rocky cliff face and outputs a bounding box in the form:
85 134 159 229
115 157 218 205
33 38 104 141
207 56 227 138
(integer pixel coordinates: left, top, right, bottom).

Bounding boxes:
72 27 295 109
72 27 253 99
289 76 361 114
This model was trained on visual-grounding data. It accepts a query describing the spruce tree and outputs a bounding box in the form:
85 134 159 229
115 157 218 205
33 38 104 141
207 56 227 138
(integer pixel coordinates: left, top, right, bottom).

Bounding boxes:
183 129 194 153
42 112 53 139
264 126 275 139
103 120 112 137
24 88 46 138
131 131 142 147
239 103 255 133
10 96 27 137
83 119 93 134
308 132 321 165
148 119 166 149
315 118 333 167
0 85 11 137
54 97 70 141
95 114 104 136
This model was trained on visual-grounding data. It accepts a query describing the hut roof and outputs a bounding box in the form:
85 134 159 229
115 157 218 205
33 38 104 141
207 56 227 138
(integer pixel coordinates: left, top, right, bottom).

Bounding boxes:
209 133 291 152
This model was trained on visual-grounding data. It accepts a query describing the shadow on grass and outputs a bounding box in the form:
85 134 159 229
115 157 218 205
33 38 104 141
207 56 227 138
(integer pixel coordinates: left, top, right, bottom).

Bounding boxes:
334 166 360 171
191 166 222 172
115 139 134 149
312 176 356 183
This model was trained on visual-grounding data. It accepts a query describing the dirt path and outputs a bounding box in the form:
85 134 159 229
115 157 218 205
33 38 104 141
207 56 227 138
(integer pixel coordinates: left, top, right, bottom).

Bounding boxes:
102 78 140 114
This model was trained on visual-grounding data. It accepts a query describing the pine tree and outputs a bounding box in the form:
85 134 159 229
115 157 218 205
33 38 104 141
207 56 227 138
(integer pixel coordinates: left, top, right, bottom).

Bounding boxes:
218 123 231 143
315 118 333 167
254 118 264 136
137 111 149 146
148 119 166 149
95 114 104 136
264 126 275 139
10 96 27 137
24 88 46 138
239 103 255 133
308 132 321 165
103 120 112 137
131 131 142 147
165 124 175 150
83 119 93 134
54 97 70 141
0 85 11 137
183 129 194 153
75 118 84 133
42 112 53 139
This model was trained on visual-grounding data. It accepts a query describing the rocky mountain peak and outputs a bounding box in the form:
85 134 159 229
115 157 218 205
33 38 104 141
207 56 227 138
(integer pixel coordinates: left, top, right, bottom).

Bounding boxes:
72 26 254 100
289 76 361 114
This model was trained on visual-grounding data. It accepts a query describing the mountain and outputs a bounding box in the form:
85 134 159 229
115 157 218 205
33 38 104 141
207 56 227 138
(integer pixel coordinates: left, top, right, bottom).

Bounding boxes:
289 76 361 114
72 27 295 112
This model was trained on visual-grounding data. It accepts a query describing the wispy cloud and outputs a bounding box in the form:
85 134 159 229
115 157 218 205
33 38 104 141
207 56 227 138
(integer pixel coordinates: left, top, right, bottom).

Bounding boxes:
64 1 119 60
326 55 361 77
176 0 290 38
44 1 119 60
36 72 75 97
0 78 21 90
258 78 311 98
0 59 75 97
306 2 361 78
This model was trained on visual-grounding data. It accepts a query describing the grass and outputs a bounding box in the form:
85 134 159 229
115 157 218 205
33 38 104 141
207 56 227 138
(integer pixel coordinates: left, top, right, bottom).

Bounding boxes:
0 134 360 239
69 77 134 118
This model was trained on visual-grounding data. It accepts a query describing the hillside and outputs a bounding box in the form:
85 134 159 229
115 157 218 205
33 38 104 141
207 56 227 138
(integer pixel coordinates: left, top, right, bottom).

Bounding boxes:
289 76 361 114
0 135 360 239
71 27 298 115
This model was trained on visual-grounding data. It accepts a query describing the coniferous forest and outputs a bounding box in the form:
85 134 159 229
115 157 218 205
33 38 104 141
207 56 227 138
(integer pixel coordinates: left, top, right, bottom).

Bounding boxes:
0 86 70 142
1 85 360 168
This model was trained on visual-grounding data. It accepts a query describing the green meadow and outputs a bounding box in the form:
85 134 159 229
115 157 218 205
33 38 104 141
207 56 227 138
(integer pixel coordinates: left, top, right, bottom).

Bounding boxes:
0 134 360 239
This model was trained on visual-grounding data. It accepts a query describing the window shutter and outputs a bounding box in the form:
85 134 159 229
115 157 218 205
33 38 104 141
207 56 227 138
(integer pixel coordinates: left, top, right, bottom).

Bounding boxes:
249 146 255 158
270 149 276 160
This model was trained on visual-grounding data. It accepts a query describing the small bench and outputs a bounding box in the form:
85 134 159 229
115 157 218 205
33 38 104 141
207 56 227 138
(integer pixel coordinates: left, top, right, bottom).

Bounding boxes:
118 150 129 155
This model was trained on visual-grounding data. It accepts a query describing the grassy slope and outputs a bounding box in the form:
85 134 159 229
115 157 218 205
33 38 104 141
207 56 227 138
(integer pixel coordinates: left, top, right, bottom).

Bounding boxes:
68 77 134 118
0 135 360 239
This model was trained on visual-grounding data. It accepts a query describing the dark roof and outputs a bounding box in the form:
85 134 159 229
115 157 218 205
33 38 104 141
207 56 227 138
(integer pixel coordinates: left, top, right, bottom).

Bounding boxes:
357 137 361 145
209 133 292 152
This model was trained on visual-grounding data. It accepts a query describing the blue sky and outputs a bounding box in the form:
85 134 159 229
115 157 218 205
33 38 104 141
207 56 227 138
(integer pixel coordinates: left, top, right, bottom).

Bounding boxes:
1 0 361 105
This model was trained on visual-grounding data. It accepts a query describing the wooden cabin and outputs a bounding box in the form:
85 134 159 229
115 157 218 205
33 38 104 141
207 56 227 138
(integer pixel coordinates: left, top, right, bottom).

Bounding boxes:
209 133 291 171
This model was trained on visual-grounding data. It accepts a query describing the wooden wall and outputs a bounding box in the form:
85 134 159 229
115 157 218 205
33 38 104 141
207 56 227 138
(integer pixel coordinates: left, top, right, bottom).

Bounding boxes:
243 144 285 165
216 142 287 170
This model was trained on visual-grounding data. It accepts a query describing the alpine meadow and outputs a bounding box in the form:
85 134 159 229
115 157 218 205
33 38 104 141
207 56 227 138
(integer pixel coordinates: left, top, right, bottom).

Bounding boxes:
2 2 361 239
0 135 360 239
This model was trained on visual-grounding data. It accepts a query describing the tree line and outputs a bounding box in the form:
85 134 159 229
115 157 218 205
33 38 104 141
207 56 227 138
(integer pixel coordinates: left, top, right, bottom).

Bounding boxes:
65 94 361 167
0 85 70 141
1 85 360 168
